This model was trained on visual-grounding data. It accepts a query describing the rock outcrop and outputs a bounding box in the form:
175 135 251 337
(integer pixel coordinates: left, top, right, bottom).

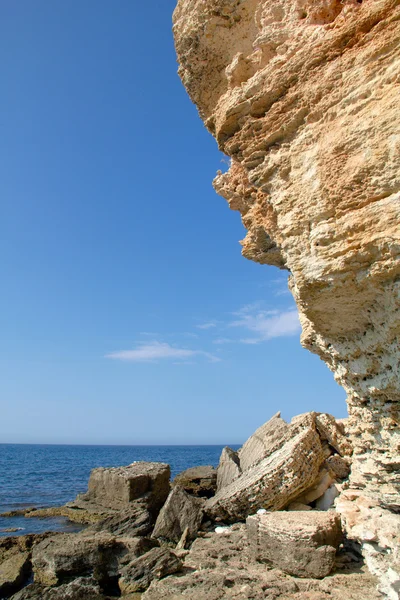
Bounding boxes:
173 0 400 595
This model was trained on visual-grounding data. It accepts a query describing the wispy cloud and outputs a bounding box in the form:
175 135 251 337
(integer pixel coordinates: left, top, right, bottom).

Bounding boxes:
106 341 220 363
228 305 301 344
212 337 234 345
196 321 217 330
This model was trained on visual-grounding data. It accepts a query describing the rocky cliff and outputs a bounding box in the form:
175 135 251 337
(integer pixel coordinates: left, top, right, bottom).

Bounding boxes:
173 0 400 596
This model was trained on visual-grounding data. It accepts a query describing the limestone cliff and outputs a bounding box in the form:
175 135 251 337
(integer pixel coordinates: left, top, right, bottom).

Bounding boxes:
173 0 400 596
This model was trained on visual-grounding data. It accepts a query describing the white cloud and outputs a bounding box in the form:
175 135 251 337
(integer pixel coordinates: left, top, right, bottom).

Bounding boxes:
196 321 217 330
229 306 301 343
106 341 220 363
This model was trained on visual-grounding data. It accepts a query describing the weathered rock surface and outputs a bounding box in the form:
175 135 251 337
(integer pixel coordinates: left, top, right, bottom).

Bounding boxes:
143 523 380 599
119 547 182 594
86 503 153 538
10 577 104 600
152 486 205 543
174 0 400 592
0 551 30 598
32 532 156 587
0 533 57 598
216 446 241 492
77 462 170 514
206 413 330 521
173 465 217 498
247 510 342 578
238 411 290 471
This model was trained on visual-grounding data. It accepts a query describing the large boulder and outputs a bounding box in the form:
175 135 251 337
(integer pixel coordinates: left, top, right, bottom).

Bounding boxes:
119 547 182 594
173 465 217 498
206 412 351 521
10 577 104 600
77 462 170 514
205 414 326 521
152 486 205 543
247 510 342 578
32 532 157 587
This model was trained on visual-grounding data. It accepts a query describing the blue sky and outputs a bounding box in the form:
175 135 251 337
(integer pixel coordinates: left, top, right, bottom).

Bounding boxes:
0 1 347 445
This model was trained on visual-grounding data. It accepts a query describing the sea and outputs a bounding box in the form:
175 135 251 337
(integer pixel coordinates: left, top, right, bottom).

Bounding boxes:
0 444 238 537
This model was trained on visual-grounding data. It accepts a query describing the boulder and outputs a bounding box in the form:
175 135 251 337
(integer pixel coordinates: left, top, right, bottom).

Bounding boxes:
205 418 326 521
32 532 156 587
0 551 30 598
247 511 342 578
152 486 205 543
10 577 104 599
173 465 217 498
77 462 170 514
119 547 182 594
238 412 290 471
216 447 241 492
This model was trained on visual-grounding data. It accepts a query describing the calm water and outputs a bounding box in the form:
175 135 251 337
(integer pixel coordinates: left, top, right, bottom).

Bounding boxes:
0 444 236 536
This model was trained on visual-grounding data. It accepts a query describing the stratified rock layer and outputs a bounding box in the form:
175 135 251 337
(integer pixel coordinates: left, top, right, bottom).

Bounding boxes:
173 0 400 595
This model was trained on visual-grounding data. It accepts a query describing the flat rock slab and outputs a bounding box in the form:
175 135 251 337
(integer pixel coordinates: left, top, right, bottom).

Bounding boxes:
247 510 342 578
173 465 217 498
119 547 182 594
152 486 205 543
81 462 170 512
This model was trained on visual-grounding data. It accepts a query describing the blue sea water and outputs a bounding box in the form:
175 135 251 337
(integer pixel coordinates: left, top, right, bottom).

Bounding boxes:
0 444 237 537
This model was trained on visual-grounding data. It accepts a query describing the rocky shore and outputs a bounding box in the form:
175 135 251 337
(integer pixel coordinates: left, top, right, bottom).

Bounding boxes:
0 412 382 599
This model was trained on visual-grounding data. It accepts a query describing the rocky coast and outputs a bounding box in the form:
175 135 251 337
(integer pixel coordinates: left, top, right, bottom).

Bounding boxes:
172 0 400 597
0 412 382 599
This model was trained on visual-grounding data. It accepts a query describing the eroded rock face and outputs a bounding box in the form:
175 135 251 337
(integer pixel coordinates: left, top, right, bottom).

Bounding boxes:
173 0 400 593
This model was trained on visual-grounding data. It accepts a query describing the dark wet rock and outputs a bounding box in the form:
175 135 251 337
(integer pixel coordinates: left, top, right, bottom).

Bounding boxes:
119 547 182 594
247 510 343 578
152 486 205 543
173 465 217 498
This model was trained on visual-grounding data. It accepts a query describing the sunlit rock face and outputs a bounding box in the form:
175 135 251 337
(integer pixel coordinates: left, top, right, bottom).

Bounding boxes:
173 0 400 595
